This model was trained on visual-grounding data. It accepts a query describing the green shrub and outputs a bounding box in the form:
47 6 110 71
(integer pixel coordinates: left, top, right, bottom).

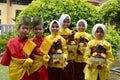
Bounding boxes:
16 0 102 35
105 24 120 57
100 0 120 24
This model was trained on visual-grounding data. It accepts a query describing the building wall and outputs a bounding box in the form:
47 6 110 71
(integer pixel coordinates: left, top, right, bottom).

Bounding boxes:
0 3 27 24
0 3 7 24
12 4 27 24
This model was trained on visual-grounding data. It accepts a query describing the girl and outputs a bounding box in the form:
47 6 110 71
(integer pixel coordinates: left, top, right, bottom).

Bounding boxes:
74 19 92 80
29 16 48 80
0 16 36 80
46 20 68 80
59 14 75 80
84 23 114 80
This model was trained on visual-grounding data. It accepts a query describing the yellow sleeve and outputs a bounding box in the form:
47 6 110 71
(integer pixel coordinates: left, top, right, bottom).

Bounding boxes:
86 33 92 41
61 38 68 59
105 42 114 67
74 32 79 39
84 41 92 63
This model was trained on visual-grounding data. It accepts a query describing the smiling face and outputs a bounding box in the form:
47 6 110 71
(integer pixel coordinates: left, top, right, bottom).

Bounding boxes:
78 22 85 32
33 25 44 38
51 22 59 35
95 27 104 40
62 17 70 28
18 24 30 39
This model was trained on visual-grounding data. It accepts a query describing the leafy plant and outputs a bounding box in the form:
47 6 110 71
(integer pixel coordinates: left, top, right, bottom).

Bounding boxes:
105 24 120 57
100 0 120 24
16 0 102 35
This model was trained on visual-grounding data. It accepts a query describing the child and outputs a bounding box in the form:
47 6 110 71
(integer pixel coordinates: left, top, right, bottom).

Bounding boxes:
0 16 36 80
74 19 92 80
84 23 114 80
29 16 48 80
59 14 75 80
45 20 68 80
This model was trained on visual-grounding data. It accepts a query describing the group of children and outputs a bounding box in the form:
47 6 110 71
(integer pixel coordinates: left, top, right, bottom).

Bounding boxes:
0 14 114 80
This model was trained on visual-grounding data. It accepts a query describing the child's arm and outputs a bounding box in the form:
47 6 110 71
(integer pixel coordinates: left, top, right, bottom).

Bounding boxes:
84 41 92 63
105 42 114 68
62 38 68 59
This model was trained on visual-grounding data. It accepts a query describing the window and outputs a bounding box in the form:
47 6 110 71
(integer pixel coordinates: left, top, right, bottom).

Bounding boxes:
0 0 6 3
0 19 1 24
16 10 21 17
0 10 1 15
12 0 32 5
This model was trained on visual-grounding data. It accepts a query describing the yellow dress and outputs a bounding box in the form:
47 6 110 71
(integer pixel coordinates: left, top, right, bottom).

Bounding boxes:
74 32 92 63
45 33 68 68
84 39 114 80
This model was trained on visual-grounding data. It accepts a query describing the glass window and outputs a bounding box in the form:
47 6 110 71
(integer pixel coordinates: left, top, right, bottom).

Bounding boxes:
16 10 21 17
0 0 6 3
0 10 1 15
12 0 32 5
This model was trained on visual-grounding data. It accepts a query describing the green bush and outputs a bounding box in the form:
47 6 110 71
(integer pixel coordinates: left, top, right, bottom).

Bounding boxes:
0 39 7 53
16 0 102 35
100 0 120 24
105 24 120 57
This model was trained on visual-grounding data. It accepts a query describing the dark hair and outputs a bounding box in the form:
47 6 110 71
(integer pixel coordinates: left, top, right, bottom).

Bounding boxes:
33 16 44 28
53 21 58 24
18 16 31 29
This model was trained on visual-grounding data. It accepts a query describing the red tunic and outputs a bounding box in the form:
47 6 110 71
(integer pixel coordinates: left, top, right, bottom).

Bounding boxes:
0 36 29 80
29 36 48 80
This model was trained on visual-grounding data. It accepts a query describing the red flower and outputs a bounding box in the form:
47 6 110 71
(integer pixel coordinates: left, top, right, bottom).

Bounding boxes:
57 39 62 44
75 39 79 44
72 30 75 35
97 53 101 57
83 42 87 46
67 40 71 44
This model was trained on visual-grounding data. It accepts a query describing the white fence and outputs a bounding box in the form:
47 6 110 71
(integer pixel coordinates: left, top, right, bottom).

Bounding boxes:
0 24 15 35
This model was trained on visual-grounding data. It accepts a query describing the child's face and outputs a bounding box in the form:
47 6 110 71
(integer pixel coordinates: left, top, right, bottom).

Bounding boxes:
95 27 104 39
33 25 44 38
51 23 59 34
18 24 30 39
62 17 70 28
78 22 85 32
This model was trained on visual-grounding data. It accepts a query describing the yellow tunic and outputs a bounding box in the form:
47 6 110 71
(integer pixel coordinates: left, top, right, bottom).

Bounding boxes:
84 39 114 80
59 26 72 36
74 32 92 62
59 26 75 60
46 33 68 68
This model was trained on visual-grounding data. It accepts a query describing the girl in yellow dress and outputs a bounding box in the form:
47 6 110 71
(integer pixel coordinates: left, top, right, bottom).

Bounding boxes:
44 20 68 80
84 23 114 80
59 14 76 80
74 19 92 80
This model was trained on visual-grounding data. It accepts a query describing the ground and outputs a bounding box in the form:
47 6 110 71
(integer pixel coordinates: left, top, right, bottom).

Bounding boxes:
0 57 120 80
110 60 120 80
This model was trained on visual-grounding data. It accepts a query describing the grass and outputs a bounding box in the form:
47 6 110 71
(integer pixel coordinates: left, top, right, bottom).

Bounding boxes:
0 57 9 80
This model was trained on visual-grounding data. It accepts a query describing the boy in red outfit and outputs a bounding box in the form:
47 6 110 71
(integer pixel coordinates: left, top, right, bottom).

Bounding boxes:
29 16 48 80
0 16 36 80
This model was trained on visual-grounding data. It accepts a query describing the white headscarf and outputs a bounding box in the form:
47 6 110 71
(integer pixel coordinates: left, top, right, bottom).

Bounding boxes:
49 20 60 32
76 19 87 31
92 23 106 38
58 14 71 26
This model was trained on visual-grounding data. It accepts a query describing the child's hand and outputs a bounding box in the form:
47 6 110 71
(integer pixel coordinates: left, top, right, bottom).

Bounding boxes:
43 54 50 62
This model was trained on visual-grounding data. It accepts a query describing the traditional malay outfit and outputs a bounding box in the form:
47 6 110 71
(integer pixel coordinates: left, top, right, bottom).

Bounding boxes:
84 23 114 80
74 19 92 80
41 20 68 80
29 16 48 80
59 14 76 80
0 16 36 80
